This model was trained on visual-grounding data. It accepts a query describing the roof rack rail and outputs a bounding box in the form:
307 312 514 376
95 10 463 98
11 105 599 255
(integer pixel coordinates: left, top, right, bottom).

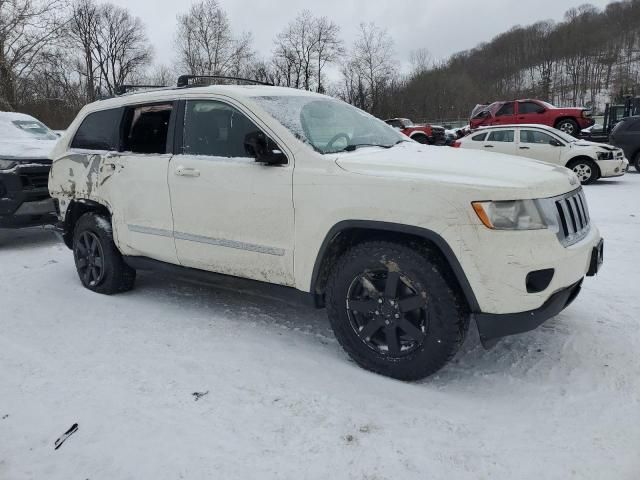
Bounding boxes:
116 84 168 96
176 75 274 88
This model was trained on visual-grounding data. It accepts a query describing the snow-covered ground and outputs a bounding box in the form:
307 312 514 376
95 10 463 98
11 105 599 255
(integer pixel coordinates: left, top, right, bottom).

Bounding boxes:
1 173 639 480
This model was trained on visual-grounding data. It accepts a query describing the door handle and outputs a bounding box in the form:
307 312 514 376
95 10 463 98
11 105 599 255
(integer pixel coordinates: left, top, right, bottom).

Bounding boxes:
484 145 494 148
519 146 530 150
175 166 200 177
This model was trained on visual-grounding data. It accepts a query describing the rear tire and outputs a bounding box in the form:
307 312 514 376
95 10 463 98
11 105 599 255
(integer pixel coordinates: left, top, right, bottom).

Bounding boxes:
556 118 580 136
325 241 468 381
73 212 136 294
567 158 598 184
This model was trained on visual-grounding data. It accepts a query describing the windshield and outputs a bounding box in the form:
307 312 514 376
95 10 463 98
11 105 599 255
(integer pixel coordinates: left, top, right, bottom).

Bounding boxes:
252 95 406 154
11 120 58 140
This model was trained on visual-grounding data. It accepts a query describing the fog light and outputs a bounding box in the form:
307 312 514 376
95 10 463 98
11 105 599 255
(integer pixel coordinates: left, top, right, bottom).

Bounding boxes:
526 269 555 293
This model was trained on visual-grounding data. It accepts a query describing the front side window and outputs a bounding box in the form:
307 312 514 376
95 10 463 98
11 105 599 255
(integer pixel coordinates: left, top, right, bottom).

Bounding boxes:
518 102 545 114
495 102 515 116
183 100 264 158
487 130 514 142
71 108 122 150
520 130 557 145
122 103 173 154
252 95 405 154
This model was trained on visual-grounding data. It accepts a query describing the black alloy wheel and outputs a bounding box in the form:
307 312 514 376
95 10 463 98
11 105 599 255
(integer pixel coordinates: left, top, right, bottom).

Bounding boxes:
75 231 106 288
346 270 428 356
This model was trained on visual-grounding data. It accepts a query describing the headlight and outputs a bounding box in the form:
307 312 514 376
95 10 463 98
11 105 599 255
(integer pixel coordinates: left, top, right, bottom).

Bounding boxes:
472 200 547 230
0 159 18 170
597 151 613 160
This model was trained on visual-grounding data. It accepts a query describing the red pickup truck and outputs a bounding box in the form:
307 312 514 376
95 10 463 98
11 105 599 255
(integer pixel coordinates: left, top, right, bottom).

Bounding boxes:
470 99 594 136
384 118 446 145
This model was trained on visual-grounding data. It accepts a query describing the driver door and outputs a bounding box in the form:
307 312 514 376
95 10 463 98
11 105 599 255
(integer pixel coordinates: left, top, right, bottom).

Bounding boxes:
168 99 295 286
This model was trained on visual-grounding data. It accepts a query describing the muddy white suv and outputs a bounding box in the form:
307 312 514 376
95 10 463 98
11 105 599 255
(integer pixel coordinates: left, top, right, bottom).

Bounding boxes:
49 77 604 380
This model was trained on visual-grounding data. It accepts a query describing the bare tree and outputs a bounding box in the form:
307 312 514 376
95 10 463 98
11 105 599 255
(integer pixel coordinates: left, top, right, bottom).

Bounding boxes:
0 0 67 108
92 4 152 96
69 0 99 101
341 22 397 115
175 0 253 78
273 10 343 92
409 48 432 76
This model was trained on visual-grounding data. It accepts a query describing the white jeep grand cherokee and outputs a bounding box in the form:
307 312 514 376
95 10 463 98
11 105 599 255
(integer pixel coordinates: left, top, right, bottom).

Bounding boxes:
48 78 604 380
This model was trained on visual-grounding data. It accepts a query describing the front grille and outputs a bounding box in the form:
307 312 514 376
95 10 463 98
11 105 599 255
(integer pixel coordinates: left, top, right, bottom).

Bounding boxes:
553 189 590 246
20 172 50 189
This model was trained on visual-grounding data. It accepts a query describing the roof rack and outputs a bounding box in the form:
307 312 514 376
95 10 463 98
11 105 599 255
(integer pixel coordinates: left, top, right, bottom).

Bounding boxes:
176 75 274 88
116 84 168 96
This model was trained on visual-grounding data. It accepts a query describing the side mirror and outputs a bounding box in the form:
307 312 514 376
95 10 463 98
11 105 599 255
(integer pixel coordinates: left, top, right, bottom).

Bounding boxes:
244 131 287 165
549 139 563 147
537 109 546 114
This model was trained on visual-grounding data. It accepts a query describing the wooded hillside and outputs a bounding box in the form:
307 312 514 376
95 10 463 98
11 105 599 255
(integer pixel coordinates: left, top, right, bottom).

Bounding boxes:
382 1 640 122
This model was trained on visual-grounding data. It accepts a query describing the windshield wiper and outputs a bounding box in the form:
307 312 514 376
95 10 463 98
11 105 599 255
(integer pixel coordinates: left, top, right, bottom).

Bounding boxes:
340 142 399 152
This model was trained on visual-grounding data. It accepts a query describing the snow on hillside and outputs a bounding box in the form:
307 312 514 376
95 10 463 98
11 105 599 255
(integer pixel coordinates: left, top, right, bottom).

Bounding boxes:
1 173 639 480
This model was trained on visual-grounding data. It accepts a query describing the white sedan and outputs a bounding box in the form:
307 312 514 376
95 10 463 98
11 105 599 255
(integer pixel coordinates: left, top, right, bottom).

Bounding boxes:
455 124 628 184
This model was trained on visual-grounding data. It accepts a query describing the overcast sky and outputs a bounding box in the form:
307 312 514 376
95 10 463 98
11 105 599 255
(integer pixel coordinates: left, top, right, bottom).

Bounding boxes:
108 0 614 72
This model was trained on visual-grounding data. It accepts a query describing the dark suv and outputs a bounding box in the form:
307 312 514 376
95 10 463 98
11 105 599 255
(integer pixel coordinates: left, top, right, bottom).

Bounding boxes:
609 116 640 172
0 112 58 228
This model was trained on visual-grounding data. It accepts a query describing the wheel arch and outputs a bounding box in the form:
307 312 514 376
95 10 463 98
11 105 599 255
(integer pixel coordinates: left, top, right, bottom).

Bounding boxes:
309 220 480 312
566 155 601 178
61 198 112 249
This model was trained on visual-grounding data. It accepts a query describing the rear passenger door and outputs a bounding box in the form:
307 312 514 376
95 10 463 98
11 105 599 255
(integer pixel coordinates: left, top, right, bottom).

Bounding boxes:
484 129 517 155
492 102 516 125
97 102 179 264
168 99 295 286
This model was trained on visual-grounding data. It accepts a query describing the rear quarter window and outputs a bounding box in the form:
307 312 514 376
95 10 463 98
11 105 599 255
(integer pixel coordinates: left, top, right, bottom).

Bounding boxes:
71 108 123 150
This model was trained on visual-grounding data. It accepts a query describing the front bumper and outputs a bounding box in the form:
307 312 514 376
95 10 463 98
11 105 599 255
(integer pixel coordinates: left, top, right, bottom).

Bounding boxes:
0 165 56 228
596 158 628 178
577 117 595 129
475 280 583 347
473 238 603 347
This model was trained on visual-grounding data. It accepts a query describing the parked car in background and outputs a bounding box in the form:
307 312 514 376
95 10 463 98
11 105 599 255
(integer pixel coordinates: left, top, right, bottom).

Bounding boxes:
470 99 595 136
49 78 603 380
384 118 446 145
609 116 640 172
0 112 58 228
455 124 627 184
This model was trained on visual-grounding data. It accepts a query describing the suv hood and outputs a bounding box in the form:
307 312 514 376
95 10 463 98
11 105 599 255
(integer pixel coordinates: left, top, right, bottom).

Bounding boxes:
334 142 578 198
0 138 57 160
570 140 619 151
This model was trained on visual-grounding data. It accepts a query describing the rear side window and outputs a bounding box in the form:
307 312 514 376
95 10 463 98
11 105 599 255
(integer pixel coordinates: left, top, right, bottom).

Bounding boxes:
122 103 173 154
495 103 515 116
518 101 545 114
472 133 487 141
487 130 514 142
71 108 122 150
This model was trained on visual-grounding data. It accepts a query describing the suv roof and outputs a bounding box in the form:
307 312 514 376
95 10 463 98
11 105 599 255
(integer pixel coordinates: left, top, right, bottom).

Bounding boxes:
89 84 326 111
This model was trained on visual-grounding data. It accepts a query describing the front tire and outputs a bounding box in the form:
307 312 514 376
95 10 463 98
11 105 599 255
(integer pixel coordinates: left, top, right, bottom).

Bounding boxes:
556 119 580 136
567 158 598 184
325 241 468 381
73 213 136 294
